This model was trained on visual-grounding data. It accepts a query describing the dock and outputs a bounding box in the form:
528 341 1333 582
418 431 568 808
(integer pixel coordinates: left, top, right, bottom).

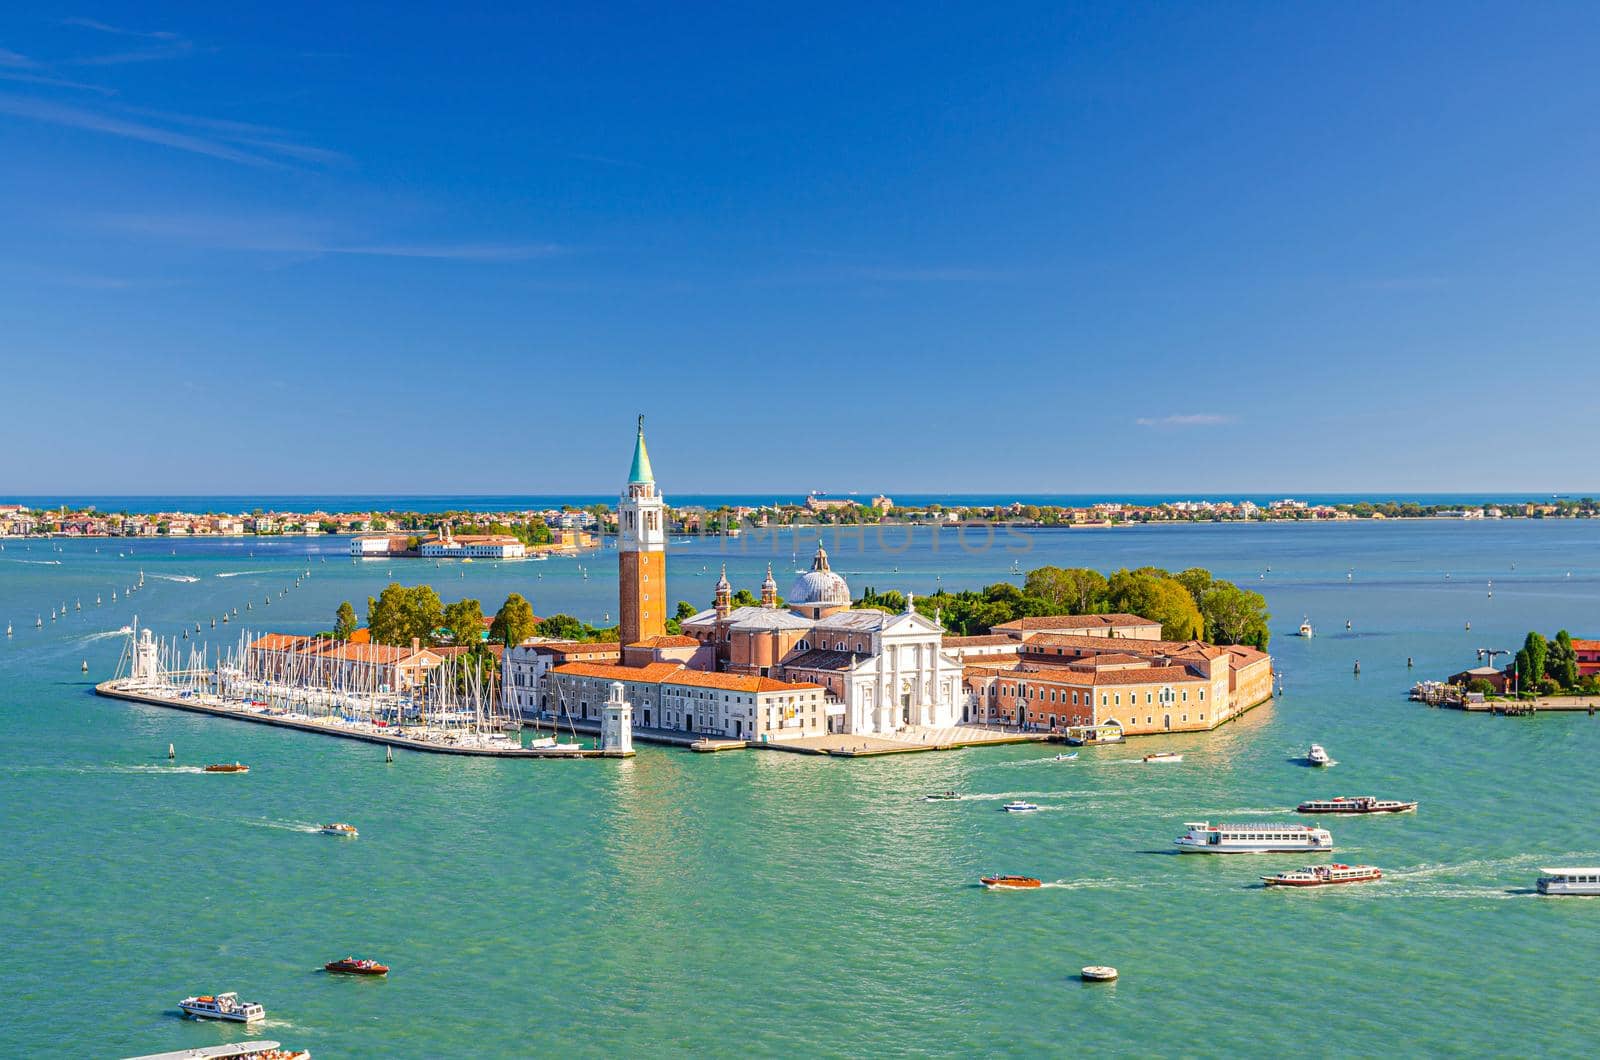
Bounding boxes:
96 682 633 757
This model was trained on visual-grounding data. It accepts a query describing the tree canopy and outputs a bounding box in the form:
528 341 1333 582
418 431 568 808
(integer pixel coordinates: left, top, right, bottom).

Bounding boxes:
490 593 539 647
862 563 1269 646
333 601 358 640
367 583 444 647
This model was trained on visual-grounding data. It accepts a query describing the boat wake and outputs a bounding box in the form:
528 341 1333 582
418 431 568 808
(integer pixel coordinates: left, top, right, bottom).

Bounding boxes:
1040 877 1152 891
216 570 271 578
109 764 208 775
147 573 201 583
80 627 134 642
1208 807 1297 817
1386 851 1597 882
244 818 325 834
960 790 1099 802
4 558 62 565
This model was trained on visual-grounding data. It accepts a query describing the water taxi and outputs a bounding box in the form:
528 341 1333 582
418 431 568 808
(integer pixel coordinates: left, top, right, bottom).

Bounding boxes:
1262 863 1382 887
1306 744 1332 767
1536 868 1600 896
922 791 960 802
324 956 389 975
204 762 249 774
1296 796 1416 814
1143 752 1183 764
1001 800 1040 814
981 875 1042 889
319 822 359 838
179 992 266 1022
1175 821 1334 854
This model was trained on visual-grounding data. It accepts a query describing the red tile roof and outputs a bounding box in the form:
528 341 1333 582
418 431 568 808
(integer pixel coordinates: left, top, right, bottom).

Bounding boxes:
992 613 1158 632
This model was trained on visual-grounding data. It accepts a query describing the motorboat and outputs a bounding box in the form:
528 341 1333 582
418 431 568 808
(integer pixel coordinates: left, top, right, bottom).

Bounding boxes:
319 822 359 838
1053 752 1078 761
1001 800 1040 814
179 992 265 1022
1081 966 1119 982
922 791 960 802
324 956 389 975
980 875 1042 889
1143 752 1183 764
1298 619 1313 638
1306 744 1333 767
1262 863 1381 887
1296 796 1416 814
204 762 249 774
1537 868 1600 896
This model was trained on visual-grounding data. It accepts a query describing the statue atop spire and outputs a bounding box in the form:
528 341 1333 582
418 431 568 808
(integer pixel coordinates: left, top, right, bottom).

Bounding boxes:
761 563 778 608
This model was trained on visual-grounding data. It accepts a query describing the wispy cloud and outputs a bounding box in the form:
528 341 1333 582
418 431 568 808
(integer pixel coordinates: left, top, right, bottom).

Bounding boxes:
99 212 562 262
0 94 345 167
1135 413 1235 428
0 94 283 166
0 70 116 94
62 18 182 41
60 17 194 66
0 46 37 68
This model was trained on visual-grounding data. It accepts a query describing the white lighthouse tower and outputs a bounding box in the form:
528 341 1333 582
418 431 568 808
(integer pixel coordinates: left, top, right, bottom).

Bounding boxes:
600 680 635 756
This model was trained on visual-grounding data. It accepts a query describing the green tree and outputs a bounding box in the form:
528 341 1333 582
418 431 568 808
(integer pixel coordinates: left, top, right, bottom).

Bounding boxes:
1106 569 1204 641
490 592 539 647
367 583 444 647
730 589 760 608
1547 630 1579 688
536 614 587 641
333 601 358 640
1193 580 1271 649
1024 566 1108 614
1522 632 1548 690
442 597 486 645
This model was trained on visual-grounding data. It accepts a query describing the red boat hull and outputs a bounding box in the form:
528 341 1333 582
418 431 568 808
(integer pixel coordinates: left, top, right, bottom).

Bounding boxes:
981 876 1042 889
1264 872 1381 887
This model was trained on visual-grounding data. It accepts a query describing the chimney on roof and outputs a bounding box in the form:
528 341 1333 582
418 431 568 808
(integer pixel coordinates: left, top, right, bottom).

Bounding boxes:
411 636 420 654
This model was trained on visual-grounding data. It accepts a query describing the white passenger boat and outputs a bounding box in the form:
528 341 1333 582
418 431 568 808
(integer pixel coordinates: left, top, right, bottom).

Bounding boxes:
179 992 266 1022
1001 800 1040 814
1306 744 1333 767
1298 619 1314 638
1175 821 1334 853
1296 796 1416 814
1536 868 1600 896
1262 863 1381 887
1143 752 1182 764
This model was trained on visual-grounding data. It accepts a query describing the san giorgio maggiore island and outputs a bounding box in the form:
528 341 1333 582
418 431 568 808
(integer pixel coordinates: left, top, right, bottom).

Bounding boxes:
94 418 1276 758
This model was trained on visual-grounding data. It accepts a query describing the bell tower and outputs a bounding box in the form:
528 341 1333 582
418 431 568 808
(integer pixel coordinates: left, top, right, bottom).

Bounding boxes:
618 415 667 647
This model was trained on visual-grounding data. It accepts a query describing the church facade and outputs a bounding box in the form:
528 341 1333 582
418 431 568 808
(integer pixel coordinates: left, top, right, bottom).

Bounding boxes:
682 545 965 736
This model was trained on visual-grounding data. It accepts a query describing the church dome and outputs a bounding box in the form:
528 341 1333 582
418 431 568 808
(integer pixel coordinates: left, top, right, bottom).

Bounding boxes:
789 545 851 606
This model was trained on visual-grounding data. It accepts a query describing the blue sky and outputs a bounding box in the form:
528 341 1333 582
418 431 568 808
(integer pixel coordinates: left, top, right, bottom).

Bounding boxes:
2 4 1597 495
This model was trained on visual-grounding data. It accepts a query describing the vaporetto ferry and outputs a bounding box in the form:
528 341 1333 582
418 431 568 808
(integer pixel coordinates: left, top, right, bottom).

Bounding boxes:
1296 796 1417 814
1175 821 1334 854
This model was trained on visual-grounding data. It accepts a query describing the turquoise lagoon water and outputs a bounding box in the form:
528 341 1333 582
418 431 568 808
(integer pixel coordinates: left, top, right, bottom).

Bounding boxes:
2 521 1599 1057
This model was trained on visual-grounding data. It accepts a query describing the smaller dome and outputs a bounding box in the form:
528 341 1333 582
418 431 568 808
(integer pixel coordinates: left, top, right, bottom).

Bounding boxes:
789 545 851 605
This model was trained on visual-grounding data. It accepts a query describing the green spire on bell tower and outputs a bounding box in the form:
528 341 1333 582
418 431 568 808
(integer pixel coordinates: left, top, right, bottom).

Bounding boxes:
628 414 654 484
